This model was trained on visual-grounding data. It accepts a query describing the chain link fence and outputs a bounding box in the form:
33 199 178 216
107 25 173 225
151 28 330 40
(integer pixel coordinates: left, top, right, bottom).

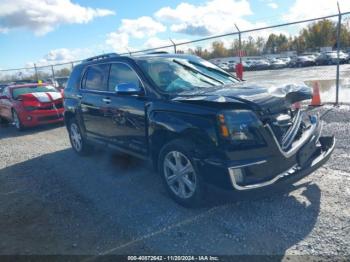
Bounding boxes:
1 12 350 103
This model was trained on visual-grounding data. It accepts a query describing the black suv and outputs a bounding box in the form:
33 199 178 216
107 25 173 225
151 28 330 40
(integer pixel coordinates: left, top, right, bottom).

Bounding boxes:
64 53 335 207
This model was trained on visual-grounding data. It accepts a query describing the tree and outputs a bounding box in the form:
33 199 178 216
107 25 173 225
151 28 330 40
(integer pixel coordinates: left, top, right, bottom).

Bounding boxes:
211 41 228 58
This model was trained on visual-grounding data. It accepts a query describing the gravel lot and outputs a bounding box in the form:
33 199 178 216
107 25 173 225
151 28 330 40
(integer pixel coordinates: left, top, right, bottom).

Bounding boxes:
0 105 349 258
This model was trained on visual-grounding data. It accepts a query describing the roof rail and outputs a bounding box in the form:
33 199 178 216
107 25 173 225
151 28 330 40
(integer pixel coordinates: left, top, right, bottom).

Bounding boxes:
83 53 119 62
146 51 169 55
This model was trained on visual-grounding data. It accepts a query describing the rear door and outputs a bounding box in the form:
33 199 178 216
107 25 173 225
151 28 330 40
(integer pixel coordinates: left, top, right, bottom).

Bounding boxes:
79 63 112 141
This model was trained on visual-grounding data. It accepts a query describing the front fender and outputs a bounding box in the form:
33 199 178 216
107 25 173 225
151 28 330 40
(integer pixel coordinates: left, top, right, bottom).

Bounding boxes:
148 109 219 160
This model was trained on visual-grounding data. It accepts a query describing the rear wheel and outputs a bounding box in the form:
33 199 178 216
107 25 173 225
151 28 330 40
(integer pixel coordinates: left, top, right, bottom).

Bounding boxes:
68 118 92 155
158 139 205 207
12 110 24 131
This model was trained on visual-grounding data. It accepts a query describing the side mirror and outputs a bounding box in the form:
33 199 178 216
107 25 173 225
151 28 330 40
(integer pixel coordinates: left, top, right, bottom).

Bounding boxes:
115 83 141 95
0 95 9 100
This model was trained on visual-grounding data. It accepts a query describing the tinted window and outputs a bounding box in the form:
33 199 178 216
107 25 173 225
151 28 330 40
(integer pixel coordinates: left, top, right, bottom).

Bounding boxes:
83 64 109 91
108 63 141 92
4 87 10 97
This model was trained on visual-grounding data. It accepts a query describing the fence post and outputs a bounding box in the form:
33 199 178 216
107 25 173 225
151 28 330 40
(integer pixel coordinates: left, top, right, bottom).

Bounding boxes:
235 24 242 64
34 63 38 82
170 38 177 53
71 62 74 71
335 2 342 105
51 65 55 81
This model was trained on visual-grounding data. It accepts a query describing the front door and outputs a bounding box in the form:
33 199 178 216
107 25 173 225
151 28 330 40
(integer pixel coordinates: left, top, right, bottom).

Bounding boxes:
106 62 148 155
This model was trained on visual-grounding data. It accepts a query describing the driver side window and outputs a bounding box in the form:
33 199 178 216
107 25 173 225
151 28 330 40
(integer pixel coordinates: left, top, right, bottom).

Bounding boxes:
108 63 141 92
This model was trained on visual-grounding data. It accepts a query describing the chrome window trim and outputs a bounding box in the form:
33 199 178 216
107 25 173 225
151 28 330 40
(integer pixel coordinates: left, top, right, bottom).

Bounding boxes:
79 61 146 95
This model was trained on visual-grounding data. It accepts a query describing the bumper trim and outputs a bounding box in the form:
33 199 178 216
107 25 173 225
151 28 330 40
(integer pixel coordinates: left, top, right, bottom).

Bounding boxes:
228 135 335 191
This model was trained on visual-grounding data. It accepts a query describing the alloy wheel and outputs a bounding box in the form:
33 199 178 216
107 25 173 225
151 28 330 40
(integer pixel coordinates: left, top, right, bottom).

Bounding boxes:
12 112 20 129
163 151 197 199
70 123 82 152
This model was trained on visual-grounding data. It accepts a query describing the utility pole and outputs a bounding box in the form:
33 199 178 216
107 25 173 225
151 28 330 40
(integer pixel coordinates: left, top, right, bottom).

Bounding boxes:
336 2 341 105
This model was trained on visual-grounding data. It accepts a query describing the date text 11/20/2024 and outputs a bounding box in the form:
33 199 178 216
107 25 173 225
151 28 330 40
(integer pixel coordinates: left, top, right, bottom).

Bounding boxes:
127 255 219 261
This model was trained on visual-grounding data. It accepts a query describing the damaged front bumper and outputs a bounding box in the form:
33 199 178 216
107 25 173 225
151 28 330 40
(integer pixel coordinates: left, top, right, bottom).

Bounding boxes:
227 114 335 191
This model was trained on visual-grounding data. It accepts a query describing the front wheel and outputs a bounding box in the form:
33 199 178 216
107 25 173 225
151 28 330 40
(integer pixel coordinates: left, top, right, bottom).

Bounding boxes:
158 139 205 207
68 119 92 156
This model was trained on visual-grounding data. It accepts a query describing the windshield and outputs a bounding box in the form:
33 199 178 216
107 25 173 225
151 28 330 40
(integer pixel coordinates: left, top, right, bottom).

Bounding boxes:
12 85 57 99
137 57 239 94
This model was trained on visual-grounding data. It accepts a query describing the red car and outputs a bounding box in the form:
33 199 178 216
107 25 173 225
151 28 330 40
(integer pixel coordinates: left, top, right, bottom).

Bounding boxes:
0 83 64 130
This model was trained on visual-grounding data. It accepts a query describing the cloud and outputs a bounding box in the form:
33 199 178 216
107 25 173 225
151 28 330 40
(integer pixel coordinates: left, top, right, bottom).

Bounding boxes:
283 0 350 22
118 16 166 39
0 0 115 35
106 16 166 52
267 2 278 9
105 32 130 53
170 24 211 36
26 48 94 67
155 0 257 36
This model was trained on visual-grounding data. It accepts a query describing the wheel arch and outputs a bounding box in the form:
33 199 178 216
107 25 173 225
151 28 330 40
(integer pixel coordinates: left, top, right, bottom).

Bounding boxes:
150 125 217 172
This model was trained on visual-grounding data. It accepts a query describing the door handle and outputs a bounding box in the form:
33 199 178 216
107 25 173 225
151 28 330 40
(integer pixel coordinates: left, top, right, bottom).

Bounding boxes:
102 98 111 103
76 94 82 99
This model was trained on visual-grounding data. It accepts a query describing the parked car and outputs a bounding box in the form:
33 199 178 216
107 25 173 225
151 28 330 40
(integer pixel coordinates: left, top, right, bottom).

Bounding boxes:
316 51 348 65
279 57 292 65
270 59 287 69
218 62 230 71
0 83 64 130
64 53 335 207
290 56 316 67
0 83 9 93
251 59 270 70
227 61 237 71
55 76 69 90
242 60 254 70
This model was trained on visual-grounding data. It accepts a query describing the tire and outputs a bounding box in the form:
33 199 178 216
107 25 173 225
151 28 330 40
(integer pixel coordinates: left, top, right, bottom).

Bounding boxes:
67 118 92 156
158 139 205 207
0 115 8 124
12 110 24 131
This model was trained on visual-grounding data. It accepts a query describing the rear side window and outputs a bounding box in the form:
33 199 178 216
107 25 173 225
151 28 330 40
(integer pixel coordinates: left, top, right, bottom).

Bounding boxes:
108 63 142 92
83 64 110 91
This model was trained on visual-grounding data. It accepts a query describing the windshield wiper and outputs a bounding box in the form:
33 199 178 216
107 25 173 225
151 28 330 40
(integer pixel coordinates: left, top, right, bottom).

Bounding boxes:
173 59 224 85
188 61 239 82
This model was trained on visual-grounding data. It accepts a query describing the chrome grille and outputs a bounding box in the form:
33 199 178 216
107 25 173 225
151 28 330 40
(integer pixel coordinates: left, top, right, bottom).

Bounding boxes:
269 109 303 151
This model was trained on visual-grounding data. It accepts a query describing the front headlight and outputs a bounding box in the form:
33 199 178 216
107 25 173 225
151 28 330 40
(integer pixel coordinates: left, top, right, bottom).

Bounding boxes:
217 110 265 145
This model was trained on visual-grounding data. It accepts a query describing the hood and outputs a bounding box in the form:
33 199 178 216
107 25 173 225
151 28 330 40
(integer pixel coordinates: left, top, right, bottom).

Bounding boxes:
172 82 312 112
19 92 62 103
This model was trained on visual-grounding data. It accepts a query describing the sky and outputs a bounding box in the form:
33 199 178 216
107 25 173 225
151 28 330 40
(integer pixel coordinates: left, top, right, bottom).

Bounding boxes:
0 0 349 69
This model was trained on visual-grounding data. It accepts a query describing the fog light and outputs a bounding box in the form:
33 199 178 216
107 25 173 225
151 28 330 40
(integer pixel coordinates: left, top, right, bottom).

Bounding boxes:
26 116 32 121
230 168 244 184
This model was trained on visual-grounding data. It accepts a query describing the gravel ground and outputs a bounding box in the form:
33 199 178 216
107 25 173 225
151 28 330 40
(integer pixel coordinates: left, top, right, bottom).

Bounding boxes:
0 105 349 258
